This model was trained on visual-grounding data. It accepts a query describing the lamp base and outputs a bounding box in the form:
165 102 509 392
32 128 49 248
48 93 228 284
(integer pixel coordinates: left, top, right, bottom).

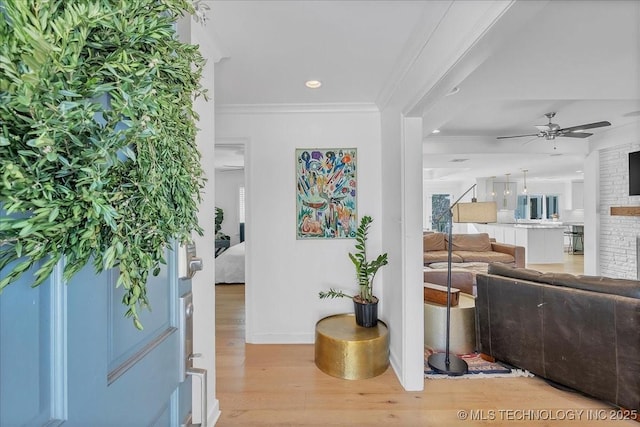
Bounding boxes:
427 352 468 376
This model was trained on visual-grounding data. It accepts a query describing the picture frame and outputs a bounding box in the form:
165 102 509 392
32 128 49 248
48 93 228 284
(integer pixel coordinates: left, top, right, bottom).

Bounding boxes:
296 148 357 239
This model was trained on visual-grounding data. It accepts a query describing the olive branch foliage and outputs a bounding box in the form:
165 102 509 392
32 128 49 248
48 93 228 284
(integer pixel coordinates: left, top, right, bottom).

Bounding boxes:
0 0 206 329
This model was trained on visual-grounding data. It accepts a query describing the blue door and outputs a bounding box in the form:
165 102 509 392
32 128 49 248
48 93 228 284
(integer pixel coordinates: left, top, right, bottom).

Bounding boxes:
0 242 193 426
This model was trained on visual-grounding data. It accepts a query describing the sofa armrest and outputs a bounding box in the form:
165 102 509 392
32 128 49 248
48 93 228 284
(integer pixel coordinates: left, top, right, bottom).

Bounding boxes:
491 242 525 268
424 269 474 295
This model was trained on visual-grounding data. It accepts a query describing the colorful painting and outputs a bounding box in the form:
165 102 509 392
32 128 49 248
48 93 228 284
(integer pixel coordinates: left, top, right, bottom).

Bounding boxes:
296 148 357 239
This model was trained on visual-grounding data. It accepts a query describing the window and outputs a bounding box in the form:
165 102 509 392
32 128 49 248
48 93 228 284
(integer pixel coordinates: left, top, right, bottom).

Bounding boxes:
529 195 543 219
431 194 450 232
516 194 560 220
238 186 245 223
516 195 528 220
545 195 559 219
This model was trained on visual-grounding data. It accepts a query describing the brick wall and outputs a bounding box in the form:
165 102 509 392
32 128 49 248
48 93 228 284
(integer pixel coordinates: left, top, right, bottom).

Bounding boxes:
599 143 640 279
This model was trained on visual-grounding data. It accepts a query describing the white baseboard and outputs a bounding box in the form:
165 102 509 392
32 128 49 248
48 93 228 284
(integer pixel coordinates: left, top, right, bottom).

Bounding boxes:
208 399 220 426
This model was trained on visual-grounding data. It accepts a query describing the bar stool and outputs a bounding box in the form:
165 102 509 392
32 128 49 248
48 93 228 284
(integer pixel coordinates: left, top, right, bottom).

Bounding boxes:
573 230 584 253
563 230 574 253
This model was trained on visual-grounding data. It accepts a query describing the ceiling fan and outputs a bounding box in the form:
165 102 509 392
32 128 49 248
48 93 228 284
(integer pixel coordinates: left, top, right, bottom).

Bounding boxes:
497 112 611 141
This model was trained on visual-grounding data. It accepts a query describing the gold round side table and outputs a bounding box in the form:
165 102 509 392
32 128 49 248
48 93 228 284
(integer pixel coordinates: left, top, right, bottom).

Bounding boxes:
314 314 389 380
423 293 476 354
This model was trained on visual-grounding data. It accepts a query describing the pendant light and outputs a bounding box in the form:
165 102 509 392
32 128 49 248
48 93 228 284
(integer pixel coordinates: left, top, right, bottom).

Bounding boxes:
522 169 528 194
504 173 511 195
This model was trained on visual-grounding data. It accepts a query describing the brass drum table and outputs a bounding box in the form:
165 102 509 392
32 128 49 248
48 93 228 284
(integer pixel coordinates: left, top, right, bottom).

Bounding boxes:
314 314 389 380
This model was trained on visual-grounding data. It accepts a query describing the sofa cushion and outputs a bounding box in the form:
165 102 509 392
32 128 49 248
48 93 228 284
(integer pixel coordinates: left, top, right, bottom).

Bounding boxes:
537 273 640 299
538 272 581 287
575 275 640 300
424 250 463 264
447 233 492 252
488 264 640 300
487 262 544 282
424 232 445 251
454 250 515 264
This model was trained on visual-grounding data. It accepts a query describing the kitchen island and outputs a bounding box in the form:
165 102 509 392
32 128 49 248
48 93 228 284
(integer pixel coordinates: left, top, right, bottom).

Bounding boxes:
468 222 565 264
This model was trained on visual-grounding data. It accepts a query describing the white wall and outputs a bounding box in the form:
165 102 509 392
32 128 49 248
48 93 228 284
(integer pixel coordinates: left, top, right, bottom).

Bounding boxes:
188 18 222 426
587 122 640 277
214 169 244 246
379 108 425 392
598 142 640 279
216 108 383 343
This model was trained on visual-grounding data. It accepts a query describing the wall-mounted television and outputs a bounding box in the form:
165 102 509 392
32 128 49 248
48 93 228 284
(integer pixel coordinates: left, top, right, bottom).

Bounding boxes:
630 150 640 196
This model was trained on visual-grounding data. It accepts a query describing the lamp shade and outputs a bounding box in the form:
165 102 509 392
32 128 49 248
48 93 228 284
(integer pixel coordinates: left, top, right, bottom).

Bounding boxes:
452 201 497 223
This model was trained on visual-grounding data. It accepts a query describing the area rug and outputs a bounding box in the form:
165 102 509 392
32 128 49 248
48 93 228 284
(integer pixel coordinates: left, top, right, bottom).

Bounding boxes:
424 347 534 379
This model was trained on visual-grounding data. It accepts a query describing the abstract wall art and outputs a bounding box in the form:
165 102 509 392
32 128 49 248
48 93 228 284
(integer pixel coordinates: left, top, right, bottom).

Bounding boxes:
296 148 357 239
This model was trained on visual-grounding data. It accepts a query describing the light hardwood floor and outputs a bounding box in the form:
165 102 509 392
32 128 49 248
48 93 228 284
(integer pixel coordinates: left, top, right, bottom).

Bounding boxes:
215 254 636 426
528 253 585 275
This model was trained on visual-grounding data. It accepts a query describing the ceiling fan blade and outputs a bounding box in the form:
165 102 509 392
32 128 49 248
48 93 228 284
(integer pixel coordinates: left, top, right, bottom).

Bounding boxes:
559 121 611 133
521 136 540 146
559 132 592 138
496 133 540 140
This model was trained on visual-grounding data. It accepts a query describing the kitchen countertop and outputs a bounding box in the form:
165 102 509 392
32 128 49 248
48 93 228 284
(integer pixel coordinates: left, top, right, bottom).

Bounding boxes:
485 222 567 229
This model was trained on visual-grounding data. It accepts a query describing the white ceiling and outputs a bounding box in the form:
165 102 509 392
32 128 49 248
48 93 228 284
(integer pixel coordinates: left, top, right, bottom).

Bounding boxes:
210 0 441 106
208 0 640 179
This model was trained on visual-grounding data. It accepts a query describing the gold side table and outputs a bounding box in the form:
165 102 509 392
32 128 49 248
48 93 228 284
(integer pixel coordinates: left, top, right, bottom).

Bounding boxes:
423 293 476 354
314 314 389 380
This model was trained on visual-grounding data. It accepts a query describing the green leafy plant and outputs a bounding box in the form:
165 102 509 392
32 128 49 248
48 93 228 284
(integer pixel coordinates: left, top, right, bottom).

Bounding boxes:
215 207 230 240
0 0 206 329
319 215 388 303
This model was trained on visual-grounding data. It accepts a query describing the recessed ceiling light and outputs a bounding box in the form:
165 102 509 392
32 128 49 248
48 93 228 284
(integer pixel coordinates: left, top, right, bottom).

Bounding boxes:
432 129 440 134
305 80 322 89
576 170 583 173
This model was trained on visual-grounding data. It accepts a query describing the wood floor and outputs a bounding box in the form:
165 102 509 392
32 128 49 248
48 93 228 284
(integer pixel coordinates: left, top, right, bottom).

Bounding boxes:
528 252 585 275
215 253 635 426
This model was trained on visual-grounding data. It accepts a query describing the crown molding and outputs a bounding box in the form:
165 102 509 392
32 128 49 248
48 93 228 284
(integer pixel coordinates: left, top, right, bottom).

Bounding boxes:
216 103 379 115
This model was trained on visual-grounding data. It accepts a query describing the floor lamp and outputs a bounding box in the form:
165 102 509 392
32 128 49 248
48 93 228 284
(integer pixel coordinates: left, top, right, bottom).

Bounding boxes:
427 184 497 375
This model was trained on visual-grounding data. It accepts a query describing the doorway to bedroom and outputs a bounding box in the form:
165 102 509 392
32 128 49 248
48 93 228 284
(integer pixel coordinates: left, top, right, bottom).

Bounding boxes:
214 142 247 285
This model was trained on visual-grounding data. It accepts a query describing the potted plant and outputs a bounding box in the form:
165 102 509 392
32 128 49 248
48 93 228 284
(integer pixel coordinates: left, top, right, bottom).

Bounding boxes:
215 207 230 241
319 215 388 327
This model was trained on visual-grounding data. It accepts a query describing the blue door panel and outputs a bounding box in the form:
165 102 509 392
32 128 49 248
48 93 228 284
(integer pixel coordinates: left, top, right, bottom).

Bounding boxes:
0 260 53 427
178 376 193 425
63 250 187 426
108 263 173 372
0 235 191 426
151 400 172 427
